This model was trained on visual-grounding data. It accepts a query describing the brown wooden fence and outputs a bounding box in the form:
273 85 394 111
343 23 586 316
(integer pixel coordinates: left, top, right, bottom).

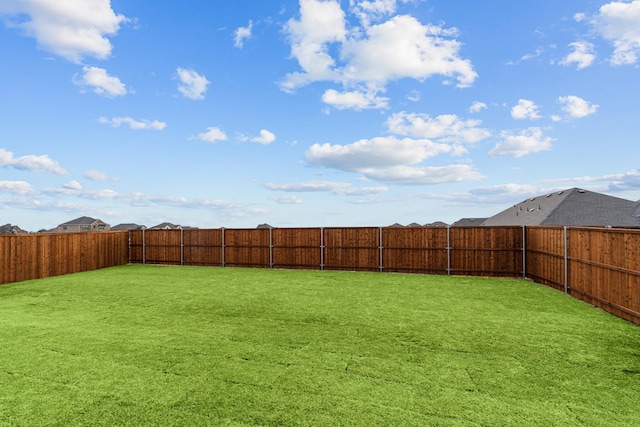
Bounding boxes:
128 226 525 276
0 231 129 285
1 226 638 325
526 226 640 325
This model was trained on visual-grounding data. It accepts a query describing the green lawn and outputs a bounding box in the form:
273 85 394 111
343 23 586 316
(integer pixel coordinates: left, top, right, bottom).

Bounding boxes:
1 265 639 426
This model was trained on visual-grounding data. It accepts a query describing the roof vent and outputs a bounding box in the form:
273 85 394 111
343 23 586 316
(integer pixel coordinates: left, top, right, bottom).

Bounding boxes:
578 189 585 193
557 191 564 195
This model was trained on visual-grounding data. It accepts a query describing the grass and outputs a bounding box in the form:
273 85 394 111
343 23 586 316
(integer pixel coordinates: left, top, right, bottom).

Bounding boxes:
1 265 639 426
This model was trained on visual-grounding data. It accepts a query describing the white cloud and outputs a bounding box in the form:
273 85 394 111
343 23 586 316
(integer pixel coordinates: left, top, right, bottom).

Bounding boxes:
234 20 253 48
0 180 35 195
349 0 399 26
270 195 304 204
489 127 554 158
74 66 127 97
469 101 487 113
511 99 541 120
560 41 596 69
197 127 228 143
321 88 389 110
251 129 276 145
363 164 485 185
99 116 167 130
265 180 388 195
386 112 491 144
0 0 127 62
306 136 452 172
557 95 599 118
281 1 476 107
591 0 640 65
63 180 83 190
0 148 67 175
176 68 210 100
84 170 115 181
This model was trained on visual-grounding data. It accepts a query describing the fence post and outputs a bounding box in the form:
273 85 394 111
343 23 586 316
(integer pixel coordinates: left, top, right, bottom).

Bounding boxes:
221 227 225 268
320 227 325 270
564 226 569 294
180 228 184 266
446 226 451 276
142 228 146 265
522 225 526 279
379 227 383 272
127 230 131 264
269 227 273 269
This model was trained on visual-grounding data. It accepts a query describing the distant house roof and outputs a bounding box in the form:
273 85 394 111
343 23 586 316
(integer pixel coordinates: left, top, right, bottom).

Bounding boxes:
60 216 101 226
451 218 488 227
426 221 449 227
0 224 27 234
482 188 640 227
256 223 274 229
111 223 146 230
150 222 181 229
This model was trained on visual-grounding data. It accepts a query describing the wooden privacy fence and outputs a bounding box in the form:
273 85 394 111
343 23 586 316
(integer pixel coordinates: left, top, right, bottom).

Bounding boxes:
1 226 638 325
526 226 640 325
0 231 129 285
128 226 525 277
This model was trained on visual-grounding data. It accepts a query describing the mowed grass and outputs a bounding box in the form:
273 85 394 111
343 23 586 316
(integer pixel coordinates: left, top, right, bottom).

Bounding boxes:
1 265 639 426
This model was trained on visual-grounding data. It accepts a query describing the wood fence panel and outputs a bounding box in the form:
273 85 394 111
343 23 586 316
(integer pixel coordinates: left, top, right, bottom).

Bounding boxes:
382 227 448 274
450 227 523 277
525 227 566 291
323 227 379 271
128 230 144 263
143 230 182 265
223 228 271 268
567 227 640 324
272 228 322 270
0 232 129 285
183 228 222 266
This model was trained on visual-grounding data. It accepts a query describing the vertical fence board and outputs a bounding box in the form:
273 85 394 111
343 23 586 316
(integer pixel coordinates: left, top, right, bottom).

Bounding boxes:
323 227 380 272
0 231 129 285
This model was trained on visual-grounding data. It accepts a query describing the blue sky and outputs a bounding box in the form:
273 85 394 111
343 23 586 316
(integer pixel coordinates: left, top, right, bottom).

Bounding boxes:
1 0 639 231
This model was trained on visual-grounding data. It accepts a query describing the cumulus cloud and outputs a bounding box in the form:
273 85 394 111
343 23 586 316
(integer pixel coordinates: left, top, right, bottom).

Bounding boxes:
281 0 476 110
0 148 67 175
84 170 116 181
0 0 127 62
197 127 228 143
265 180 388 196
0 180 35 195
251 129 276 145
386 112 491 144
469 101 487 113
511 99 541 120
270 195 304 204
560 41 596 69
321 88 389 110
591 0 640 65
99 116 167 130
74 66 127 97
234 20 253 48
489 127 554 158
362 164 484 185
557 95 599 118
306 136 452 172
176 68 210 100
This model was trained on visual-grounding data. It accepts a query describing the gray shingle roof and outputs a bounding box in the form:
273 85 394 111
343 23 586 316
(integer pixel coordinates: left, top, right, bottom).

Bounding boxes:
482 188 640 227
60 216 99 226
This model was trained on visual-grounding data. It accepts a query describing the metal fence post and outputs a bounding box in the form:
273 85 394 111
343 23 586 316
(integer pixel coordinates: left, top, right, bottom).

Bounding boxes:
320 227 325 270
564 226 569 294
522 225 526 279
142 228 146 265
269 227 273 269
221 227 225 268
379 226 383 273
446 226 451 276
180 228 184 266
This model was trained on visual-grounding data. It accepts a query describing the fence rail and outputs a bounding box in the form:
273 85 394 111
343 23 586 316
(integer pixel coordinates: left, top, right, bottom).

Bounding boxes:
1 226 639 325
